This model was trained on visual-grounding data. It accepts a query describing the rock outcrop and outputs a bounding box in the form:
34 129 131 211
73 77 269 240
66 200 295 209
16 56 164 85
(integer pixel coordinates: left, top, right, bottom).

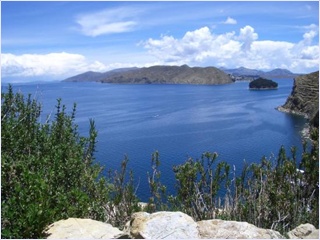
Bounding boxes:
278 71 319 120
197 219 284 239
287 223 319 239
126 211 199 239
44 213 319 239
44 218 123 239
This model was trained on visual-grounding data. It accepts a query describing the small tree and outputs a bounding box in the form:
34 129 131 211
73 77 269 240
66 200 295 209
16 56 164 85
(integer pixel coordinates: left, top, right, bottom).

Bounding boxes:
171 152 230 221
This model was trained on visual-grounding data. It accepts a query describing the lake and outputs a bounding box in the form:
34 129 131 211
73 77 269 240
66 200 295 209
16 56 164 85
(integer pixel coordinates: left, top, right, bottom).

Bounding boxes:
4 79 307 201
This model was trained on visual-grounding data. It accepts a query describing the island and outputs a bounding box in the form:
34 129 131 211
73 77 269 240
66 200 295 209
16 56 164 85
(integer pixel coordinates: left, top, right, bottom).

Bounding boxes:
249 77 278 90
63 65 234 85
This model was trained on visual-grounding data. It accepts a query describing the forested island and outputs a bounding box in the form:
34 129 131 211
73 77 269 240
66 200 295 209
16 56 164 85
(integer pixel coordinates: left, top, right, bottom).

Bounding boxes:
249 77 278 90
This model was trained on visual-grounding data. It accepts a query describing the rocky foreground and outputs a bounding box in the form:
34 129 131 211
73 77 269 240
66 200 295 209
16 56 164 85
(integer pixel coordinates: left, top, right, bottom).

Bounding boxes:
45 211 319 239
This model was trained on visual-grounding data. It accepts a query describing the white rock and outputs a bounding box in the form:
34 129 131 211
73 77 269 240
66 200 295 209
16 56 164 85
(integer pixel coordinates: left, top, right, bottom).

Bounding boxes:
197 219 284 239
287 223 319 239
45 218 123 239
128 211 199 239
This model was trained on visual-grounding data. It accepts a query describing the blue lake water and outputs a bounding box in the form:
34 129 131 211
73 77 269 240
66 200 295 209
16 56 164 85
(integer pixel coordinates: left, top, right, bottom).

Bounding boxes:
4 80 307 201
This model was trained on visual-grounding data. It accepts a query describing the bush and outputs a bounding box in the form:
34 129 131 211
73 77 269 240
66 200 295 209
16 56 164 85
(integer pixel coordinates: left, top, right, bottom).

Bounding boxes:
1 85 110 238
144 136 318 235
228 139 319 234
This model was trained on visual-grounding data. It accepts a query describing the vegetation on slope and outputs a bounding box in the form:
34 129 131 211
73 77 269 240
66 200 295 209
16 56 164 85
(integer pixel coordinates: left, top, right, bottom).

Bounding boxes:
1 85 318 238
249 77 278 89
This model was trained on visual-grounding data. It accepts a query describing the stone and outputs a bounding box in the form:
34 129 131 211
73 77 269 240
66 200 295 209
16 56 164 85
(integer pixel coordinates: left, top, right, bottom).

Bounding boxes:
45 218 123 239
128 211 199 239
197 219 284 239
287 223 319 239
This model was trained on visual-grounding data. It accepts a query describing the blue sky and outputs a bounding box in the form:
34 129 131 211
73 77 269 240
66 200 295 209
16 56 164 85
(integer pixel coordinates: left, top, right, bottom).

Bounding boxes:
1 1 319 82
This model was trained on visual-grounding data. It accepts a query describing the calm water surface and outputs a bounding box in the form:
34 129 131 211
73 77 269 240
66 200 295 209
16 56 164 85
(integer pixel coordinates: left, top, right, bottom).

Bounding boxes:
5 80 307 201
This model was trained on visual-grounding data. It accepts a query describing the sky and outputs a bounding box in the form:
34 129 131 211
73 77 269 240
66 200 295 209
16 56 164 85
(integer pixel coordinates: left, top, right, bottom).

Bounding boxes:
1 0 319 82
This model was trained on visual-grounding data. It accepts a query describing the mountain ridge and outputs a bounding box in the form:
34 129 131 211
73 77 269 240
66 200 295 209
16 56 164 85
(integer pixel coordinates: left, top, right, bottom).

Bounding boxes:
221 67 298 78
63 66 299 84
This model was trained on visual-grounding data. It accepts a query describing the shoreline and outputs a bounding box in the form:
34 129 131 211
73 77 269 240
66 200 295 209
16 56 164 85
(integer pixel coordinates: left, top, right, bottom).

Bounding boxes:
276 106 311 139
249 87 278 90
276 106 309 118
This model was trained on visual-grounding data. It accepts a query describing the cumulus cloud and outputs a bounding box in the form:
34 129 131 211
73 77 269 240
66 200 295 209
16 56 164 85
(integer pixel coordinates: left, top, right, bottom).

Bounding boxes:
76 7 141 36
223 17 237 25
1 52 108 79
143 25 319 73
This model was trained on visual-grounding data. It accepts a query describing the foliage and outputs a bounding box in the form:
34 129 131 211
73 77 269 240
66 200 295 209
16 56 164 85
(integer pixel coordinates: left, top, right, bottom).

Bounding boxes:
1 85 110 238
105 156 141 229
143 134 318 235
169 152 230 221
146 151 168 212
227 135 319 234
249 77 278 89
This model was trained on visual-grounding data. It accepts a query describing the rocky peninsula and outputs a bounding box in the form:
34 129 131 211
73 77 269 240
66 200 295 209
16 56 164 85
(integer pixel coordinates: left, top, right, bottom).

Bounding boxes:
277 71 319 123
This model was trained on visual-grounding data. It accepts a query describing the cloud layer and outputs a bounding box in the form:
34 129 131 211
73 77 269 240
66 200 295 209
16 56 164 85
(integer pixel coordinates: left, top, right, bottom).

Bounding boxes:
1 52 108 80
143 24 319 73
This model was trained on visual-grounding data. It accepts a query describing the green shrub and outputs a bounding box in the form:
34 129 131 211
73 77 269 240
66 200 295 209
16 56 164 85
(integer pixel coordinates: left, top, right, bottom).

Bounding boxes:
169 152 230 221
1 85 109 238
105 156 141 229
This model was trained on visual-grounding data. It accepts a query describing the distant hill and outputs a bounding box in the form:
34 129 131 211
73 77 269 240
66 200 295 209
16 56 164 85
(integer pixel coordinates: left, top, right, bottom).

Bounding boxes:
221 67 298 78
63 65 233 85
222 67 262 76
265 68 294 76
63 67 138 82
64 71 103 82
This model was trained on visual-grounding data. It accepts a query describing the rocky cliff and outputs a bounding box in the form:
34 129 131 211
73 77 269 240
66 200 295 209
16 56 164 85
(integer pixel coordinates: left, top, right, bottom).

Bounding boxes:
278 71 319 124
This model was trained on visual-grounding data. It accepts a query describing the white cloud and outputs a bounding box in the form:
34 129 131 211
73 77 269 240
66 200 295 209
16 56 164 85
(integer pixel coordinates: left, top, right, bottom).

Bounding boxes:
76 7 141 36
1 52 108 80
143 25 319 73
1 52 163 82
223 17 237 25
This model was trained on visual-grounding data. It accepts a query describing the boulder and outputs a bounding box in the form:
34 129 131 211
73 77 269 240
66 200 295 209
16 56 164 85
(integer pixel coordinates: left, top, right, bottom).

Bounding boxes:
197 219 284 239
287 223 319 239
127 211 199 239
45 218 123 239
